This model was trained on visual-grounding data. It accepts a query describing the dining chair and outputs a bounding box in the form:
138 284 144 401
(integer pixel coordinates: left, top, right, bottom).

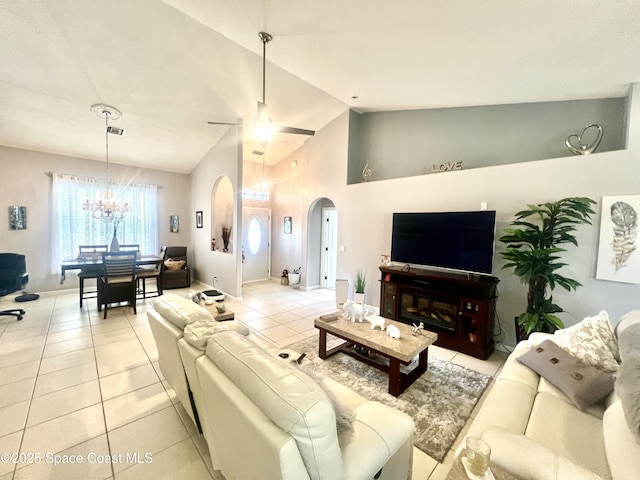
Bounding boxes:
135 246 165 299
77 245 108 308
118 244 140 254
100 251 137 319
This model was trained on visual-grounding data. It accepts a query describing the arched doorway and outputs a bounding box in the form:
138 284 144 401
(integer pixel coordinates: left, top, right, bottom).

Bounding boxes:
306 198 338 289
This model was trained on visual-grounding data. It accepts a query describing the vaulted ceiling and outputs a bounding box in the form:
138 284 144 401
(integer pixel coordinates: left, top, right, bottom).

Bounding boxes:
1 0 639 173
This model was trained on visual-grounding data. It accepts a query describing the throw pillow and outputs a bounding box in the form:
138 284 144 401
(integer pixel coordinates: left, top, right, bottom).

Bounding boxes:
552 311 620 372
615 310 640 362
517 340 615 410
615 352 640 442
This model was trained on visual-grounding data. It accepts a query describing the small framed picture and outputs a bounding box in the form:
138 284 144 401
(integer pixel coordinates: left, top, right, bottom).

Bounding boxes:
196 211 203 229
284 216 292 234
8 206 27 230
170 215 179 233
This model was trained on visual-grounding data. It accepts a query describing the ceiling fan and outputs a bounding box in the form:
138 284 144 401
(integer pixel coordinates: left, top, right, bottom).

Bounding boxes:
208 32 315 145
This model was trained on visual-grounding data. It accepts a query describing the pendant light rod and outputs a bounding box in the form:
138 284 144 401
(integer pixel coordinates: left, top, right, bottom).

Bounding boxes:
104 110 110 187
258 32 272 105
85 103 130 223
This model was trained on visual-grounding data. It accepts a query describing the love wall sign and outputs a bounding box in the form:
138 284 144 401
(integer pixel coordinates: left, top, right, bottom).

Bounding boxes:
431 161 463 173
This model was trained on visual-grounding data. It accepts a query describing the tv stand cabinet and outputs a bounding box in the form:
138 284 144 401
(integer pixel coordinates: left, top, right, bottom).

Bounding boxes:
379 265 499 359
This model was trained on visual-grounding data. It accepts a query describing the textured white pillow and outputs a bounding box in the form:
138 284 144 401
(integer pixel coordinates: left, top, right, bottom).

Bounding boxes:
553 311 620 373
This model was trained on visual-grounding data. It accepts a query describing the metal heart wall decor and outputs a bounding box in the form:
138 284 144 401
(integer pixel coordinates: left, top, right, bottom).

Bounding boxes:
565 123 603 155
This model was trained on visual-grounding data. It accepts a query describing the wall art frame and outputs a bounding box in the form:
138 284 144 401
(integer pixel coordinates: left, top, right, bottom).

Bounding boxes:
8 206 27 230
596 195 640 284
170 215 179 233
284 216 292 234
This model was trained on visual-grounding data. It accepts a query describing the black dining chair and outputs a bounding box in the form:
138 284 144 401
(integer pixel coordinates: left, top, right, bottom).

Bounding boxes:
99 251 137 319
77 245 108 308
118 244 140 253
135 246 165 299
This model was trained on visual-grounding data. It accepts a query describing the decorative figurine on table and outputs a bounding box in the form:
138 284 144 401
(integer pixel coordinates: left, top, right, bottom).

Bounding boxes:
386 324 401 339
342 299 365 322
364 311 385 331
412 322 425 336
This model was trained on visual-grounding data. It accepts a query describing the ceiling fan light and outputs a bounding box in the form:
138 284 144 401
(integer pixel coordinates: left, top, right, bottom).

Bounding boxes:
253 118 274 145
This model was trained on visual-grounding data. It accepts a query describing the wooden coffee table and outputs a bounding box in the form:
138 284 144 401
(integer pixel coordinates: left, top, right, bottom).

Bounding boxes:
314 313 437 396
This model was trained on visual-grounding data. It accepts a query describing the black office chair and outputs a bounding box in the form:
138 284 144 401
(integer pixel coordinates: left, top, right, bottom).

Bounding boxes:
99 251 137 319
0 253 30 320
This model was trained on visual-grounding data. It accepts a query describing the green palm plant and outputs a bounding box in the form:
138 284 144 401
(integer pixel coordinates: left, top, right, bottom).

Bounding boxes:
355 269 366 294
499 197 596 337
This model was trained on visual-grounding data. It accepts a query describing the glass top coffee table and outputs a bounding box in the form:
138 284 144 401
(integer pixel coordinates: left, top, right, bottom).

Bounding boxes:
314 313 437 396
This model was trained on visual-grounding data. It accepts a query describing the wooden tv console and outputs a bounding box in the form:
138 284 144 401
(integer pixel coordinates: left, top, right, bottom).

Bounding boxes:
379 265 499 359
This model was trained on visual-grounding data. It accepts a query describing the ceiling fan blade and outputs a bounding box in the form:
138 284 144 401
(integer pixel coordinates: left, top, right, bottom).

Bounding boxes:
207 121 250 127
273 125 316 136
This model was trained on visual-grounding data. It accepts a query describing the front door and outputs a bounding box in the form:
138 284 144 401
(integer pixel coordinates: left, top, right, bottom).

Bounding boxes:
242 207 271 283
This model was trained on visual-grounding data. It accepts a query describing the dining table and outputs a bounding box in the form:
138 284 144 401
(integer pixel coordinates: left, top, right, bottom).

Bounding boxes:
59 254 163 284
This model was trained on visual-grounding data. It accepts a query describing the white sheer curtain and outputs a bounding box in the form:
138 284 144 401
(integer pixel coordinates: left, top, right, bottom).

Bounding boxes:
51 173 158 273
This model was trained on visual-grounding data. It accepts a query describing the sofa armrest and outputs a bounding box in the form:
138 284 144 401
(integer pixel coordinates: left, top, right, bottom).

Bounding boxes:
481 427 604 480
603 400 640 480
340 401 415 480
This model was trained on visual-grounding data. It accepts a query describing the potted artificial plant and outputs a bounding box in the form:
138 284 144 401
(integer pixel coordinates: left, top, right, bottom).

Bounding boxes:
354 269 366 304
288 267 301 286
499 197 596 341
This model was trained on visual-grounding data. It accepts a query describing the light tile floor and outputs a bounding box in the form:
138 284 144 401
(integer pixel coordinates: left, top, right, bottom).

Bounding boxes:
0 280 507 479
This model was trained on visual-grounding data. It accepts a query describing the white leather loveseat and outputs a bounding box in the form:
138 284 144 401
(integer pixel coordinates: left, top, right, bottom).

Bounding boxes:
148 294 416 480
463 310 640 480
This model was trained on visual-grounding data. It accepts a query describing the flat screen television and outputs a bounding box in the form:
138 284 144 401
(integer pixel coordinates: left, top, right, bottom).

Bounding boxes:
391 211 496 274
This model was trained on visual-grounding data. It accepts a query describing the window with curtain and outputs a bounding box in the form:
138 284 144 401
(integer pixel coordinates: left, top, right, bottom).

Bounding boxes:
51 173 159 273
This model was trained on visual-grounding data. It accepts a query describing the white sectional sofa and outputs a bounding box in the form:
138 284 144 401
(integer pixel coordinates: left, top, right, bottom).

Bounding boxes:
464 310 640 480
148 293 416 480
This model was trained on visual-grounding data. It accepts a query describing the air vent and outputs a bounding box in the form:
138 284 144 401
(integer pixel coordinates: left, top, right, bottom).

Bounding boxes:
106 125 126 136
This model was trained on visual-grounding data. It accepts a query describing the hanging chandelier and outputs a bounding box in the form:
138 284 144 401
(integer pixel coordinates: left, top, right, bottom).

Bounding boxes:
255 149 270 198
83 103 131 223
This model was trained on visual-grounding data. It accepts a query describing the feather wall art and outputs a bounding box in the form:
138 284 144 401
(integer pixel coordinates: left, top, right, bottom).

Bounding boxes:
596 195 640 284
610 201 637 271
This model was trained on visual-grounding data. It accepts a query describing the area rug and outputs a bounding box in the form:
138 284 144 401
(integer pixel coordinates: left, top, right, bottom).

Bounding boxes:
288 335 492 463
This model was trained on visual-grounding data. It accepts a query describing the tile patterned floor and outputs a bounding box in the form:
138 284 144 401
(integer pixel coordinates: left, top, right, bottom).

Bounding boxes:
0 280 507 479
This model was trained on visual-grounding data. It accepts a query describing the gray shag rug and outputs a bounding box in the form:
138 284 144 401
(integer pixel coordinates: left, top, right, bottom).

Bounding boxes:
288 334 492 463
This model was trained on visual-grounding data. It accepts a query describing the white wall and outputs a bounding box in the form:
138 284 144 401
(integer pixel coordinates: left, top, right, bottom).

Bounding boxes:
189 126 243 298
270 83 640 347
0 146 190 293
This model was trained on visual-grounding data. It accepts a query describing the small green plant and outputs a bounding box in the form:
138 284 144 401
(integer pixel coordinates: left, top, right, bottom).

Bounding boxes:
355 269 366 294
499 197 596 336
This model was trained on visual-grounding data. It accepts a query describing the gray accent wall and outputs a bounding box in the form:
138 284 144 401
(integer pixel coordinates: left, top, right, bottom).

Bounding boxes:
348 98 626 184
